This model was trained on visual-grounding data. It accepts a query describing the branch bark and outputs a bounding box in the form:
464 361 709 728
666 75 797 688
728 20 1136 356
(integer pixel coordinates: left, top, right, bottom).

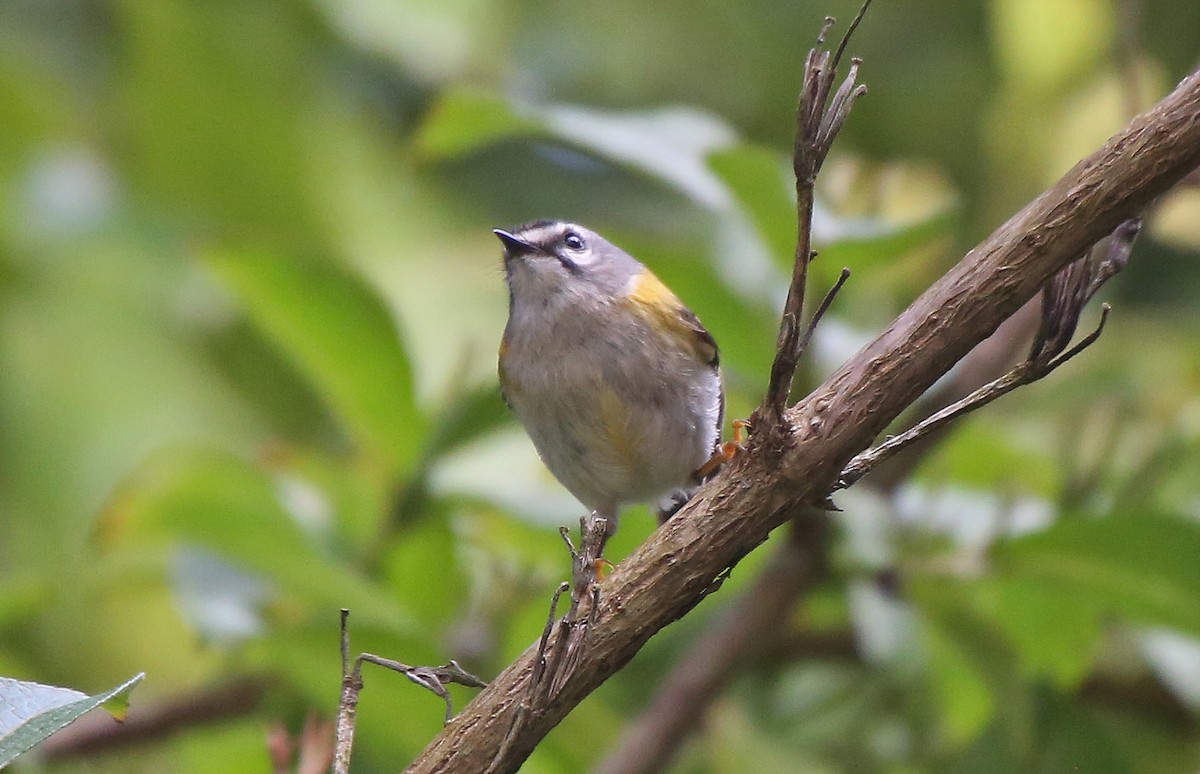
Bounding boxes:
592 209 1141 771
407 70 1200 774
593 512 828 774
591 293 1048 773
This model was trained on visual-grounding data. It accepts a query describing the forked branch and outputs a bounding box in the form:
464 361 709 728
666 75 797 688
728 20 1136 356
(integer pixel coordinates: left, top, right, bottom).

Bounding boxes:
837 217 1142 490
406 38 1200 774
334 610 486 774
760 3 871 428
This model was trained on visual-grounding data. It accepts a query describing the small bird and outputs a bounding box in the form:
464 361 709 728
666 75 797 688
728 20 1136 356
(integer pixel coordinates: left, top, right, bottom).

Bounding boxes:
495 220 724 556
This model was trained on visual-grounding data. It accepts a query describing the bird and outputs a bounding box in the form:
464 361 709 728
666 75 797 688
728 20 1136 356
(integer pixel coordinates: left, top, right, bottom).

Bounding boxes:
494 220 724 558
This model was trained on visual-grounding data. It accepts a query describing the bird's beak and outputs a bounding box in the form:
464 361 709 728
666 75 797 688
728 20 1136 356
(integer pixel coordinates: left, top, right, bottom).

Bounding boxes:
493 229 537 259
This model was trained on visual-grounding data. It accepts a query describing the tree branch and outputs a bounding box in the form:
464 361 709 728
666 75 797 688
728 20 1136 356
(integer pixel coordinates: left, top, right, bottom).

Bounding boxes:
593 512 828 774
590 210 1136 768
838 213 1139 490
863 298 1041 491
336 610 486 774
590 279 1051 773
406 68 1200 774
761 8 869 428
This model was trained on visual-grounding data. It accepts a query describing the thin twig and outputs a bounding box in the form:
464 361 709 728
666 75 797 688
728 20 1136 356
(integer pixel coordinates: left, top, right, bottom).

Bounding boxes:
832 0 874 71
837 306 1111 490
538 607 575 706
537 518 601 703
1050 304 1112 365
760 12 868 429
794 267 851 364
837 205 1139 491
357 654 487 725
334 610 487 773
339 609 350 675
864 301 1042 491
531 582 570 692
551 585 601 696
490 582 569 774
333 610 361 774
1087 217 1141 300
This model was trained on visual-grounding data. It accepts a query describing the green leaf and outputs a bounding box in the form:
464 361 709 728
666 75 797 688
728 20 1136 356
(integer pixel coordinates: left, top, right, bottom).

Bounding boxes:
0 572 52 629
993 513 1200 636
117 1 316 238
0 673 143 767
424 382 511 460
416 88 738 209
917 417 1060 495
947 720 1024 774
1028 685 1133 774
708 141 957 280
206 250 421 473
919 608 1001 745
102 448 414 634
708 145 796 266
912 581 1033 748
537 104 736 208
100 686 135 722
415 88 542 159
382 513 466 627
949 683 1134 774
817 209 956 272
976 576 1101 687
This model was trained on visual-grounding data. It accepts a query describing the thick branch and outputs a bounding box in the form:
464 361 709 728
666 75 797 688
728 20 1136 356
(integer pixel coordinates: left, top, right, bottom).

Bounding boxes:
865 299 1041 490
593 512 828 774
407 70 1200 774
591 290 1044 772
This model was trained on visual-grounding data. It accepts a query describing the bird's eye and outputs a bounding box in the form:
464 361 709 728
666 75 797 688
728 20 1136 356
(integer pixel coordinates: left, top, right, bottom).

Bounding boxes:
563 231 586 251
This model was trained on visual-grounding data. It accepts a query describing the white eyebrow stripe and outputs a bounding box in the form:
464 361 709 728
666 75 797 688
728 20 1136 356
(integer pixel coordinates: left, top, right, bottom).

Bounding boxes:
519 223 568 244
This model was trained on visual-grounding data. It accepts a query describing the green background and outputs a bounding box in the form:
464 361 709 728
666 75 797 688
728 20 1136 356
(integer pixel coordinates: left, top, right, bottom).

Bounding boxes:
2 0 1199 771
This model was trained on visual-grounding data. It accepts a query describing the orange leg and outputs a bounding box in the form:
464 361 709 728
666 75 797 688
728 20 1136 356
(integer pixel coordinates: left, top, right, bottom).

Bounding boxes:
693 419 751 481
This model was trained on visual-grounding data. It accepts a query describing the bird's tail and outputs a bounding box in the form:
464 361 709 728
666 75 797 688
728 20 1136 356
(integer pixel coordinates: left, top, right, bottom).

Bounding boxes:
655 488 695 525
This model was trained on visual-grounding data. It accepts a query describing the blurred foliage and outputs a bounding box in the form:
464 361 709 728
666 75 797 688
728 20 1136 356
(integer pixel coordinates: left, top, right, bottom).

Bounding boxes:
1 0 1199 772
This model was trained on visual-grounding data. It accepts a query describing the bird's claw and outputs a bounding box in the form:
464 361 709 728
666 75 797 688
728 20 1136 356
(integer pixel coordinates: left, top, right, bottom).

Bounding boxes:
593 558 615 581
694 419 751 481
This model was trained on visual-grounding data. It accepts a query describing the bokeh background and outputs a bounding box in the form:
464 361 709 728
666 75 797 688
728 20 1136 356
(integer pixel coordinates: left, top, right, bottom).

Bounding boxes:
3 0 1200 771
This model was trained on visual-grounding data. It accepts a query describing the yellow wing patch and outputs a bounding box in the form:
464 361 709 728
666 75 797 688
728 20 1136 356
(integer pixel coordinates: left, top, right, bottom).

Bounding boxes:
622 270 718 366
625 269 681 313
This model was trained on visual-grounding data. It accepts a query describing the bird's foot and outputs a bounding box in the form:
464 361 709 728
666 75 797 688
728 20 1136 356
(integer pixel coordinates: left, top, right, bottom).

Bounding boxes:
593 557 615 581
694 418 752 481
